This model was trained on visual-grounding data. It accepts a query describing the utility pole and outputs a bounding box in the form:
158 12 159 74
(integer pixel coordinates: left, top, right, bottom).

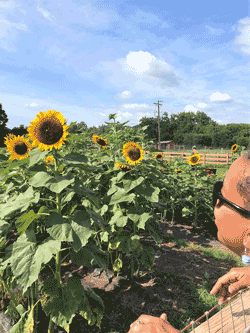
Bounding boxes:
153 100 163 150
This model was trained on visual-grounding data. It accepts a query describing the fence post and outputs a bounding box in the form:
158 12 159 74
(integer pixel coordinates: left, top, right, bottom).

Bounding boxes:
226 153 229 164
203 153 205 165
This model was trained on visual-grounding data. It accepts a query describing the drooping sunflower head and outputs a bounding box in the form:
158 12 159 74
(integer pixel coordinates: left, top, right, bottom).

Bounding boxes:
4 135 33 160
188 153 201 166
115 162 133 171
92 135 108 149
154 152 163 160
27 110 69 151
123 142 144 165
175 169 183 173
231 144 238 152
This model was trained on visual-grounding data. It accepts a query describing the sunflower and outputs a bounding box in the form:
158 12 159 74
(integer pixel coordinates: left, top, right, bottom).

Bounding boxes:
4 135 33 160
123 142 144 165
45 155 54 169
154 152 163 160
92 135 108 149
27 110 69 151
188 153 201 166
231 144 238 152
115 162 133 171
175 169 183 173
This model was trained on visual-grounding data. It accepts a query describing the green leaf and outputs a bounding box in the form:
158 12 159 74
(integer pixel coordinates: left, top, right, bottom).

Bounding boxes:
28 148 50 168
15 210 39 237
62 152 88 164
121 176 144 193
135 184 160 203
0 187 40 219
45 211 94 253
70 242 108 269
29 172 75 194
1 229 61 295
140 246 155 270
109 188 135 205
109 210 128 228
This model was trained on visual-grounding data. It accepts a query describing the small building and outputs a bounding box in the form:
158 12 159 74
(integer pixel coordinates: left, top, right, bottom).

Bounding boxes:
155 140 176 150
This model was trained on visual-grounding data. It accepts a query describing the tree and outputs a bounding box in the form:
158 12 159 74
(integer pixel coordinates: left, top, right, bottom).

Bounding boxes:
0 103 11 147
0 104 8 128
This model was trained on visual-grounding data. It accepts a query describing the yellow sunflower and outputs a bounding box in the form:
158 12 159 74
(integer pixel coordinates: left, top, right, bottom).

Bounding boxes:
231 144 238 152
27 110 69 151
154 152 163 160
115 162 133 171
4 135 33 160
188 153 201 166
45 155 54 164
92 135 108 149
175 169 183 173
123 142 144 165
45 155 54 169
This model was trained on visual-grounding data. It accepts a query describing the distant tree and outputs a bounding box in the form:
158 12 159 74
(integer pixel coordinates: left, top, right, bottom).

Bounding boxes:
138 116 159 144
0 104 11 147
0 103 8 128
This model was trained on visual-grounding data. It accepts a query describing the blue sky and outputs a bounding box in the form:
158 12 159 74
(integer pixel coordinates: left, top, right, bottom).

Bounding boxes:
1 0 250 131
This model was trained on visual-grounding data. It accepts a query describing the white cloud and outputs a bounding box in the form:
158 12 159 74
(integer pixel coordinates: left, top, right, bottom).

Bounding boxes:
210 92 232 103
231 17 250 55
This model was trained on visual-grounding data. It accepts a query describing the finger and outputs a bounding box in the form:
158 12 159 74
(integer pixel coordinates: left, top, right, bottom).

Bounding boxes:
210 272 239 295
160 313 167 321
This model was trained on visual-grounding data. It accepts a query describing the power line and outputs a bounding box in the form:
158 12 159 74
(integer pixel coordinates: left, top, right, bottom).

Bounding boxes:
153 100 163 150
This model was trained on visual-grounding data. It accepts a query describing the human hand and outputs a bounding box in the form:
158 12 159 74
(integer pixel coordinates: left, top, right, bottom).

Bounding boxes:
128 313 180 333
210 266 250 305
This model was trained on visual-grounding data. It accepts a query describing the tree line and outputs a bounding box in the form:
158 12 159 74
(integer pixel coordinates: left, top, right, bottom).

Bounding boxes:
1 104 249 149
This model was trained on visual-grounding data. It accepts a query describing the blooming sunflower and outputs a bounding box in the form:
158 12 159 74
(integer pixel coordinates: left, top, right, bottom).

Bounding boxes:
231 144 238 152
188 153 201 166
123 142 144 165
175 169 183 173
115 162 133 171
154 152 163 160
27 110 69 151
4 135 33 160
45 155 54 169
92 135 108 149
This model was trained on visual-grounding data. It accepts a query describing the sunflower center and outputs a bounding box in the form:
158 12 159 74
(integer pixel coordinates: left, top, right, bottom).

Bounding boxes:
14 142 28 156
191 156 198 163
37 119 64 145
127 147 141 161
97 138 106 146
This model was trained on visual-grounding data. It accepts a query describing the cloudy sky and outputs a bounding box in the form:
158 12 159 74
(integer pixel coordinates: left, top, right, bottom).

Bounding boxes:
1 0 250 131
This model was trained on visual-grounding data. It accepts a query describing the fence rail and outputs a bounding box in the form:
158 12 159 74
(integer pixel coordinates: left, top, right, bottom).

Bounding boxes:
145 151 244 165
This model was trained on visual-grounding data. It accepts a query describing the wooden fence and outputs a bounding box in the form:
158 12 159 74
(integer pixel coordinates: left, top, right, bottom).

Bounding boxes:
145 151 244 165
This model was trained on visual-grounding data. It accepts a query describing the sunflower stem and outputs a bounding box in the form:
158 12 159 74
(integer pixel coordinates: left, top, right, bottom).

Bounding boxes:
194 166 197 228
47 148 63 332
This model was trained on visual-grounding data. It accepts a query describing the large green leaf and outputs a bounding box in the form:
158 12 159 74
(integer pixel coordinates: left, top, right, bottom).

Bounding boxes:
0 187 40 219
1 229 61 295
29 172 75 194
45 211 94 253
109 188 135 205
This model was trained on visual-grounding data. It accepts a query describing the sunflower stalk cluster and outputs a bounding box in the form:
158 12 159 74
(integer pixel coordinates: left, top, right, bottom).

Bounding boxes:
0 109 241 332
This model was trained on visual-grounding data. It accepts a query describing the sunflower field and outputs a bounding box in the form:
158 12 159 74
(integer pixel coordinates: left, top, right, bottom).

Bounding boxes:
0 110 242 332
